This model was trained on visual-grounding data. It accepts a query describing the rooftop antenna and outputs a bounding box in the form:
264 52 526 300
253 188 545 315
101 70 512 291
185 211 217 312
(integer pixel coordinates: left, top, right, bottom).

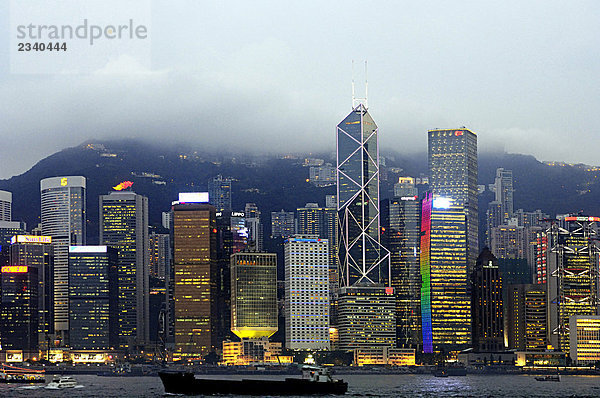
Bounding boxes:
352 60 368 109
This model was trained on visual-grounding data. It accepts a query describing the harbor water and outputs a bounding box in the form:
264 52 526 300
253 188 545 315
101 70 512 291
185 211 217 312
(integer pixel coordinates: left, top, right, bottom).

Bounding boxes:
0 373 598 397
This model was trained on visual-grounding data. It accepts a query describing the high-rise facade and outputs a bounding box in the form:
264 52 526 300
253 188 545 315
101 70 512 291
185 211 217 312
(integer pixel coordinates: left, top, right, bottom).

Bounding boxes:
337 286 396 349
506 283 547 351
173 200 218 358
68 246 118 350
230 252 277 339
284 235 330 351
490 223 527 259
0 190 12 221
393 177 418 198
270 210 295 238
244 203 263 251
40 176 86 343
420 192 470 352
10 235 53 347
544 216 600 352
208 175 232 212
337 104 390 287
471 248 503 352
490 168 514 223
336 103 394 349
428 128 478 272
100 191 150 348
381 194 421 348
149 232 170 280
0 264 38 352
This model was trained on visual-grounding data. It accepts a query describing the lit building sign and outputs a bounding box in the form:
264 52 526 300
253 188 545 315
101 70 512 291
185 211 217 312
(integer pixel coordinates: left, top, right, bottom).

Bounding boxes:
400 196 418 201
10 235 52 245
60 177 68 186
385 287 394 295
6 351 23 362
433 197 452 209
231 211 245 217
1 265 28 273
69 246 108 253
564 216 600 223
113 181 134 191
454 130 464 136
178 192 209 203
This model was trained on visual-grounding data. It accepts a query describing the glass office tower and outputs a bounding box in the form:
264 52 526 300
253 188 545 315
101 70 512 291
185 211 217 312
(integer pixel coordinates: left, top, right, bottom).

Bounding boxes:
40 176 86 344
336 103 394 349
421 192 470 352
428 129 478 273
100 191 150 348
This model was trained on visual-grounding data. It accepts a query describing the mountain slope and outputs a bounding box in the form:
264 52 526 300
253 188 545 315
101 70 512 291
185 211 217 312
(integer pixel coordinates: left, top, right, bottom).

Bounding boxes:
1 139 599 245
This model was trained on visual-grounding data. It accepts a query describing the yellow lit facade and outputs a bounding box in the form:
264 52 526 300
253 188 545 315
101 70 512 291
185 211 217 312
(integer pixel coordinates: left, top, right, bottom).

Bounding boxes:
506 284 547 351
100 191 149 348
337 286 395 350
569 315 600 365
421 193 470 352
354 347 415 366
230 252 277 339
173 203 217 358
221 339 293 366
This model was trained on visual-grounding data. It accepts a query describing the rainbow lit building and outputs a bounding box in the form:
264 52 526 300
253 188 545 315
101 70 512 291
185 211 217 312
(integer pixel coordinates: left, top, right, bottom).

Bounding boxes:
420 192 470 352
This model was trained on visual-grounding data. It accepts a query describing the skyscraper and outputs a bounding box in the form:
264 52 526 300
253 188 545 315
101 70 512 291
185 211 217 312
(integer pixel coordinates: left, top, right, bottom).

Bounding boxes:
100 190 150 348
149 231 170 280
336 103 394 348
491 168 514 223
381 193 421 348
428 128 478 272
296 202 339 326
172 197 218 358
544 215 600 352
270 210 295 238
244 203 263 251
40 176 86 343
208 175 233 212
506 283 547 351
420 192 470 352
230 252 277 339
471 248 503 352
10 235 53 347
0 190 12 221
284 235 330 351
0 264 38 353
393 177 418 198
68 245 118 350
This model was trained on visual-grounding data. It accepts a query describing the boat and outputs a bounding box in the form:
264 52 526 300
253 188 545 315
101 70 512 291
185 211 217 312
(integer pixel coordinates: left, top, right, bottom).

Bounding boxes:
45 376 78 389
0 364 45 383
535 375 560 382
158 365 348 395
432 369 449 377
432 364 467 377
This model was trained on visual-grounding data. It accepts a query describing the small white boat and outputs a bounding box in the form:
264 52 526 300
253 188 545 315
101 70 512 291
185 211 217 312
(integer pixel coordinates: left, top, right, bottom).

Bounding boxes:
45 376 78 389
535 374 560 382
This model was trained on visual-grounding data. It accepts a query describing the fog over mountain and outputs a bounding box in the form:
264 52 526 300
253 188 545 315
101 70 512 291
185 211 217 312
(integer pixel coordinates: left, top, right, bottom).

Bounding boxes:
2 139 600 248
1 1 599 179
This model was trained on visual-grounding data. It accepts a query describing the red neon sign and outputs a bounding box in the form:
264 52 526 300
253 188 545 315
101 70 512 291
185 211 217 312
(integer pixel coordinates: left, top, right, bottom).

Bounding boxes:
385 287 394 295
454 130 464 136
1 266 28 273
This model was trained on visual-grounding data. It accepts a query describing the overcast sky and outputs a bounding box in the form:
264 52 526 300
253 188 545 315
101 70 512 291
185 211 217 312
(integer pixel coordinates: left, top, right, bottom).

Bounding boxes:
1 1 599 179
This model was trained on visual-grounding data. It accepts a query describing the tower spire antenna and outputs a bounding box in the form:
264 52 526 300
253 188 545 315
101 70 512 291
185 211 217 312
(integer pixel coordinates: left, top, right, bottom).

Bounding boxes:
364 60 368 109
351 60 356 109
351 60 368 109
